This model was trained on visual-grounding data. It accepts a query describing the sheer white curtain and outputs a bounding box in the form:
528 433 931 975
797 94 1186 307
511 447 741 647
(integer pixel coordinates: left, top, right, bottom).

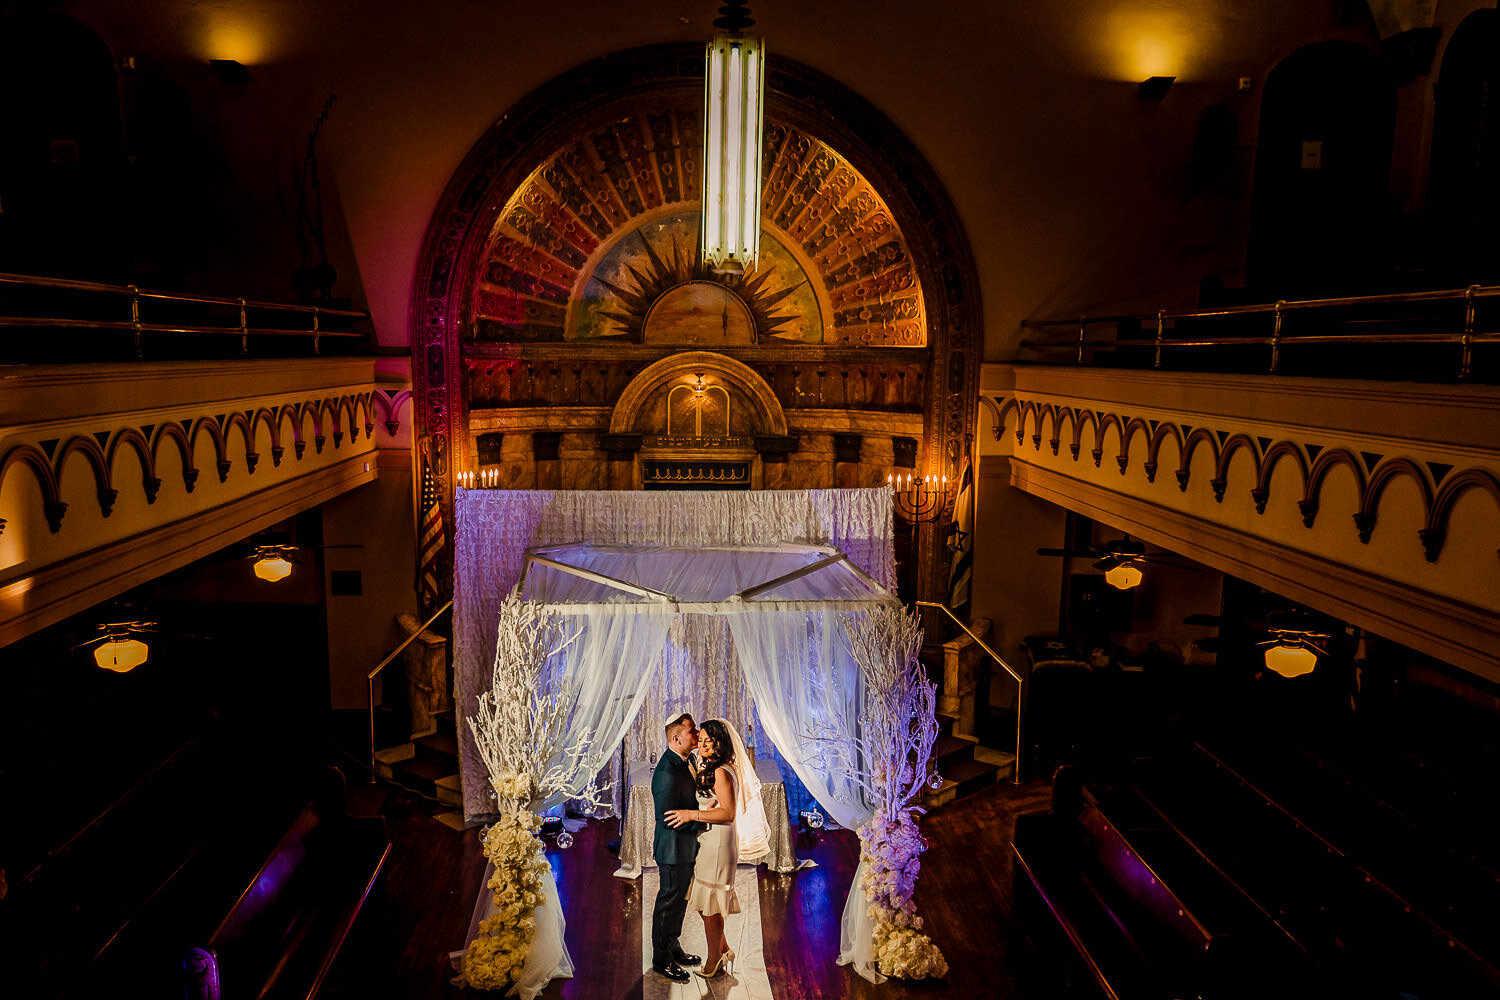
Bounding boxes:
537 601 675 810
725 605 886 983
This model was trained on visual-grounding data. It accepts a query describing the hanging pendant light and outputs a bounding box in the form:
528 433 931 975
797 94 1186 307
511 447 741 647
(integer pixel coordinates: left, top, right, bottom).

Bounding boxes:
702 0 765 273
252 544 295 582
1259 627 1328 678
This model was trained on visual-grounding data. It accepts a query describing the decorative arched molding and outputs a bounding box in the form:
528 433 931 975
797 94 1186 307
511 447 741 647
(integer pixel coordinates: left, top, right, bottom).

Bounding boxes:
1072 409 1097 460
376 389 413 437
1053 406 1076 457
1423 468 1500 562
1 391 375 539
1178 427 1221 492
1145 422 1184 484
1094 412 1124 468
1211 433 1263 503
187 416 231 483
609 351 787 436
978 395 1005 442
55 435 114 517
1302 447 1366 527
106 427 157 504
1033 402 1056 451
1355 457 1433 544
225 411 258 474
1253 440 1309 513
1118 417 1152 474
1 444 66 531
1002 392 1500 565
152 423 198 493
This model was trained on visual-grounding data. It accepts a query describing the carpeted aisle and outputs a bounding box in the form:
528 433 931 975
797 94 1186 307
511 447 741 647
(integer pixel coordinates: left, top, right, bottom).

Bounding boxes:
641 865 773 1000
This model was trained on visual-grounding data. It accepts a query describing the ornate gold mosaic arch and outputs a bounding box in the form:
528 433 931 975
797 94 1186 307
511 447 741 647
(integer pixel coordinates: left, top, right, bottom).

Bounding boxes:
473 106 925 349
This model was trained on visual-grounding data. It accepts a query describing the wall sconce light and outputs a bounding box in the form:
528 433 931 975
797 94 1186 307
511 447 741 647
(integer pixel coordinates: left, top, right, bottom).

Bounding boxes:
252 545 295 582
1138 75 1175 99
1259 628 1327 678
701 0 765 273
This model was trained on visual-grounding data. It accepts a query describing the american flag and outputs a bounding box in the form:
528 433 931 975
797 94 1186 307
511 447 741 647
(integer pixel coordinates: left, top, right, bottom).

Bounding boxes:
947 459 975 616
417 442 445 613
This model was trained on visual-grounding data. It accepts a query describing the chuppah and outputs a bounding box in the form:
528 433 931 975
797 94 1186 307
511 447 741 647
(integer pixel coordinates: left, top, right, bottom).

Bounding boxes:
448 487 948 997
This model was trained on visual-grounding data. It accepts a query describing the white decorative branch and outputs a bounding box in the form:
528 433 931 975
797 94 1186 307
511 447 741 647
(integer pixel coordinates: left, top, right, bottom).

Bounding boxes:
467 590 611 814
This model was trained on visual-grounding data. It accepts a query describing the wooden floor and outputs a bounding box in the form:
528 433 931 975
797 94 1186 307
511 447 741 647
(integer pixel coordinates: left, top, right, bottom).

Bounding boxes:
359 778 1054 1000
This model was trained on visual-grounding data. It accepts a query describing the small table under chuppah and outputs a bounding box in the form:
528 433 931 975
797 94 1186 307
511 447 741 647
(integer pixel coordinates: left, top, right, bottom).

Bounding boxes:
615 756 813 878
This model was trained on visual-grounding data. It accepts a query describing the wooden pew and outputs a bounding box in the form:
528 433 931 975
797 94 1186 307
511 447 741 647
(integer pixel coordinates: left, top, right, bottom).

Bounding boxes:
1014 767 1316 999
183 769 390 1000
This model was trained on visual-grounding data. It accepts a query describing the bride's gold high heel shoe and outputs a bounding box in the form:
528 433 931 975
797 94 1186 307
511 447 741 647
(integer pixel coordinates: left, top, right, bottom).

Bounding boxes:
721 947 735 974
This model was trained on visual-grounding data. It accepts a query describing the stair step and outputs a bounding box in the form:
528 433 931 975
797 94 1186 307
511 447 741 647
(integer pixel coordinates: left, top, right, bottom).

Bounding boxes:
921 754 1011 809
415 730 458 759
433 708 457 737
936 712 956 738
934 733 976 767
390 753 457 789
434 773 463 807
944 756 1002 795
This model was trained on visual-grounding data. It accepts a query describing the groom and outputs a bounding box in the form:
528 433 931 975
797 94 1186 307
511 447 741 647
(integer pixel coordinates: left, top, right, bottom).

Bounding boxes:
650 712 703 982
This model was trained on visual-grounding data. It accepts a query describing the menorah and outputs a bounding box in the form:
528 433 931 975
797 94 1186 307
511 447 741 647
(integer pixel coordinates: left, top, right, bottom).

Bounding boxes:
888 471 951 524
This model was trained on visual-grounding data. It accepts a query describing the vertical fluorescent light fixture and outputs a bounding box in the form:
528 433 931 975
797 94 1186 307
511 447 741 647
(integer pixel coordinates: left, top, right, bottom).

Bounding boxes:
702 1 765 273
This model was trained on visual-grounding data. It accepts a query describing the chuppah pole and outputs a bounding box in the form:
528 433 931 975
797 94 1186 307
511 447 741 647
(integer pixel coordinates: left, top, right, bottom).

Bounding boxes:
915 600 1023 784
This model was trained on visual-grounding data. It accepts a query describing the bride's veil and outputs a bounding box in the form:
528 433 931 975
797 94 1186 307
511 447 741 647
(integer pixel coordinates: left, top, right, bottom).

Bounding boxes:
716 718 771 863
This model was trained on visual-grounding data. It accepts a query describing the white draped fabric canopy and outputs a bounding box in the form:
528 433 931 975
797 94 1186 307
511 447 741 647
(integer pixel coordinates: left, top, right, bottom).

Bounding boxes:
452 488 905 990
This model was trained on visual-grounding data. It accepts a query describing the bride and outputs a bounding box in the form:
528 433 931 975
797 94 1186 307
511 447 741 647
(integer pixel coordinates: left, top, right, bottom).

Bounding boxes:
664 718 759 978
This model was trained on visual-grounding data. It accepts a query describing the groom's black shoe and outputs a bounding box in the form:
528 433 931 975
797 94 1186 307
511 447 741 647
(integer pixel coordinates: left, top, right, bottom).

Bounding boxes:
652 962 690 983
673 951 702 966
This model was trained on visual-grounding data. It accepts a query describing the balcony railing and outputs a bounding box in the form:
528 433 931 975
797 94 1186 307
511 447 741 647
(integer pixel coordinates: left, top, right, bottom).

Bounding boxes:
1021 284 1500 382
0 271 369 361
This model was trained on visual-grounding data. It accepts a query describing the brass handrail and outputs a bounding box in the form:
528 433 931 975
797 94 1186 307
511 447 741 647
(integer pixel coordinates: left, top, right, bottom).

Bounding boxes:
916 600 1023 784
1023 282 1500 327
1021 283 1498 380
0 270 368 316
0 270 367 357
367 600 454 783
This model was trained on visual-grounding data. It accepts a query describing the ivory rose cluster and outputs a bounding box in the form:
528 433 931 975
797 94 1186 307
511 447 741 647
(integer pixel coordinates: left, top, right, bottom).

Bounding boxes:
462 795 550 990
858 809 948 979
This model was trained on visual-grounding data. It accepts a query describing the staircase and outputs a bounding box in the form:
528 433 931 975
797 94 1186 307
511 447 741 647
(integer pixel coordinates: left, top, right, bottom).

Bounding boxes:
374 708 462 808
920 711 1013 809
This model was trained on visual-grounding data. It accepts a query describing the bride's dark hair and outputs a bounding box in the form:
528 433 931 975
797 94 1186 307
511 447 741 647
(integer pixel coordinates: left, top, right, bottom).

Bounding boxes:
694 718 735 793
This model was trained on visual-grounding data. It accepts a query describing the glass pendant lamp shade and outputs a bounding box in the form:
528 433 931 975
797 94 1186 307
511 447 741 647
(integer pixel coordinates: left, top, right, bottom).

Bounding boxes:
702 27 765 271
95 637 149 673
253 554 293 582
1104 561 1144 591
1264 643 1318 678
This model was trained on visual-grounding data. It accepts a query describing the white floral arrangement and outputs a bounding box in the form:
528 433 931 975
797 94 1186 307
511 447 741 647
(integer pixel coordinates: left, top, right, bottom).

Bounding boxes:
859 809 948 979
461 593 611 991
463 807 549 989
829 606 949 980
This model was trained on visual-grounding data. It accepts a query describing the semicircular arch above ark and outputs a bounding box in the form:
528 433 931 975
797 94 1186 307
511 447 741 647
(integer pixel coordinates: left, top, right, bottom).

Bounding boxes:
412 42 982 604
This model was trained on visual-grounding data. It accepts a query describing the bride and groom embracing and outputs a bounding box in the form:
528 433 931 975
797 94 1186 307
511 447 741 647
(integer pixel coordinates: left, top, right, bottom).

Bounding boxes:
650 712 761 984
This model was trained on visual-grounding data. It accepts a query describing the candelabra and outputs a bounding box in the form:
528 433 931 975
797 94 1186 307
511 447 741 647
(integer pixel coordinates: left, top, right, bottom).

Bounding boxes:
457 469 500 489
888 471 951 524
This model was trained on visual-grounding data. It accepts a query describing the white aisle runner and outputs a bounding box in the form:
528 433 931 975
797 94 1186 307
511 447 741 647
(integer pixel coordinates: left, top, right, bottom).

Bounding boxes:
642 865 774 1000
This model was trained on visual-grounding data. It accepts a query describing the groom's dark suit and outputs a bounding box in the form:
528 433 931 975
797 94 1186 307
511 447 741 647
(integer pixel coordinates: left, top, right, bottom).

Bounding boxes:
650 748 702 969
